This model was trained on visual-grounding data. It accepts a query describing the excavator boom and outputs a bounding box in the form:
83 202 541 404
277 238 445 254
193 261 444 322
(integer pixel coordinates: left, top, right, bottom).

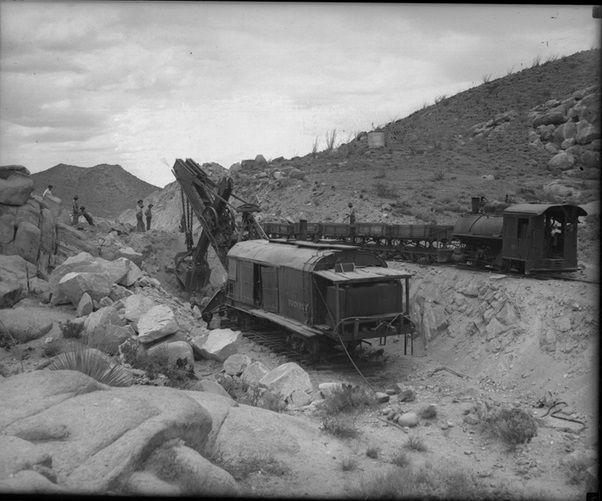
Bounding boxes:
172 158 267 292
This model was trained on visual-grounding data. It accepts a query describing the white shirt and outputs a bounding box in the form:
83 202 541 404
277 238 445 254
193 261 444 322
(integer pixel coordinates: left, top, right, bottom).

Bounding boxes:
43 188 52 198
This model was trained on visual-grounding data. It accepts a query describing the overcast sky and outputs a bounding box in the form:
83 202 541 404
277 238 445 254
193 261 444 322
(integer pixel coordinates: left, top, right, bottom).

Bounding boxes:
0 2 599 188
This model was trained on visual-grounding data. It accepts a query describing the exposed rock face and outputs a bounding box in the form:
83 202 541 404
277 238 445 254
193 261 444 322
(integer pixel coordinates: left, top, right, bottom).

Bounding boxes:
0 309 53 343
0 254 37 307
0 173 35 206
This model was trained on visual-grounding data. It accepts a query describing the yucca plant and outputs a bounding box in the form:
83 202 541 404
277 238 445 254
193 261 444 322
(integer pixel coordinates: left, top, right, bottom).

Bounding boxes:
47 342 132 387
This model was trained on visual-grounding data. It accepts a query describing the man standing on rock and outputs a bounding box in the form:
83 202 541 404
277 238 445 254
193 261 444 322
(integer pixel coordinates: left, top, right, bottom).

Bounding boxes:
145 203 153 231
136 199 145 232
72 196 80 225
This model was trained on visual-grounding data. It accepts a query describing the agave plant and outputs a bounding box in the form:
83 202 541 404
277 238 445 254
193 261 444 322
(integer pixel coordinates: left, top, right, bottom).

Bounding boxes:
47 342 132 387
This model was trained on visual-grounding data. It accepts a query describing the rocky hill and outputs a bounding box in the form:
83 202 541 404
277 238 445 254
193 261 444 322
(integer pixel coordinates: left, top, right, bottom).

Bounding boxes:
29 163 160 218
123 50 599 238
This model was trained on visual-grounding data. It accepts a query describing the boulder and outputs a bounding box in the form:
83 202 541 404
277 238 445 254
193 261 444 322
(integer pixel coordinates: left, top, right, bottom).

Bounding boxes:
137 305 179 344
259 362 313 399
84 305 127 337
581 150 601 169
553 121 577 144
12 221 41 264
194 328 242 362
49 253 131 305
0 370 213 494
76 292 94 317
0 165 30 179
240 361 270 386
0 174 34 206
123 294 157 323
223 354 252 376
397 412 419 427
547 152 575 171
117 247 143 268
287 389 312 408
575 121 600 145
58 271 114 307
0 213 15 244
193 379 232 399
532 110 565 128
147 340 194 367
89 324 136 355
0 309 53 343
109 284 133 302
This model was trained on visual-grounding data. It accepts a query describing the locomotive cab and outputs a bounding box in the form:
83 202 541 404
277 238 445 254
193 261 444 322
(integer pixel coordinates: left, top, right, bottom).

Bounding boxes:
501 204 587 273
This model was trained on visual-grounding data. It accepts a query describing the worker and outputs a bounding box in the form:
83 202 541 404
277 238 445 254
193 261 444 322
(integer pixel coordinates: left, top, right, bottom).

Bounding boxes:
72 196 80 226
136 200 145 232
145 203 153 231
42 185 53 198
348 203 356 225
79 206 95 226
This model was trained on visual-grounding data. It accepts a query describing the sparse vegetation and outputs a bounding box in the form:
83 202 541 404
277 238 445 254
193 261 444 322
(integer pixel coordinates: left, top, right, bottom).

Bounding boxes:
479 406 537 449
321 414 359 438
390 451 411 468
432 167 446 181
350 463 491 499
531 54 542 67
403 435 427 452
123 349 196 389
325 128 338 151
60 320 84 340
366 446 380 459
373 181 398 199
341 457 358 471
506 64 516 75
42 341 63 358
312 136 319 158
482 73 492 84
419 404 438 420
562 455 591 485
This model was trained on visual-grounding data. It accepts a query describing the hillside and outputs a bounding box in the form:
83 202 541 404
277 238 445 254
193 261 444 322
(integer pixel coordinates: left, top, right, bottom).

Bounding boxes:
29 163 160 218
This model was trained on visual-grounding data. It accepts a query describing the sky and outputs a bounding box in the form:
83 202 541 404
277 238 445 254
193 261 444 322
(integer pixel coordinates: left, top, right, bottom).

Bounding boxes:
0 3 600 188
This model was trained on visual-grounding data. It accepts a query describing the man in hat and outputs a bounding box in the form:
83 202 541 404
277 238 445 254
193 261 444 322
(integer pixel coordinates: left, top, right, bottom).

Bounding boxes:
145 203 153 231
79 206 95 226
72 196 80 226
136 200 145 232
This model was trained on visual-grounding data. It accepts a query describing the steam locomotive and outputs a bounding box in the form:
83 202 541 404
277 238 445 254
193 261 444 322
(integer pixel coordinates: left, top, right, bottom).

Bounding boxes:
262 198 587 274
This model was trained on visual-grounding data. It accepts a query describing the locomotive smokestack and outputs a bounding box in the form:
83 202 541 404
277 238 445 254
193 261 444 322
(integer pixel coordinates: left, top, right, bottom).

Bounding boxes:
471 197 480 214
299 219 308 240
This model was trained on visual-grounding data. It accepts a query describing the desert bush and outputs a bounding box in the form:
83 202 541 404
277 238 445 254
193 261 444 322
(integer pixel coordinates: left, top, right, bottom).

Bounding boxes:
373 182 398 199
366 446 379 459
479 406 537 449
208 449 290 481
531 55 541 67
125 350 196 389
60 320 84 340
235 383 286 413
432 167 446 181
482 73 492 84
419 404 438 420
562 455 590 485
341 457 358 472
321 414 359 439
311 136 319 158
319 384 376 415
42 341 63 358
325 129 337 151
390 451 411 468
47 342 132 387
403 435 427 452
350 463 488 499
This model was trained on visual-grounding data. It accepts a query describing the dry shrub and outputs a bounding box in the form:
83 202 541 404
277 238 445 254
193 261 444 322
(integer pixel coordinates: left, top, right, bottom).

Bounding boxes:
403 435 427 452
479 406 537 449
321 414 359 439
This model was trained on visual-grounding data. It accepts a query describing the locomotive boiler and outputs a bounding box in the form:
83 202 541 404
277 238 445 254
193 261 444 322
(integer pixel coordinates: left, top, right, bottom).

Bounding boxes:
203 239 415 353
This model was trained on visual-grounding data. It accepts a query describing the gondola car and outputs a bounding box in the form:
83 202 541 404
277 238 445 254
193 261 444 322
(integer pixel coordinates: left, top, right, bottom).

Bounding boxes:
203 239 415 353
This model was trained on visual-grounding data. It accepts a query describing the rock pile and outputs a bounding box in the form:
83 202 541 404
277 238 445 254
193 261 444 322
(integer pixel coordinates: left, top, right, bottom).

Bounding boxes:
527 85 600 175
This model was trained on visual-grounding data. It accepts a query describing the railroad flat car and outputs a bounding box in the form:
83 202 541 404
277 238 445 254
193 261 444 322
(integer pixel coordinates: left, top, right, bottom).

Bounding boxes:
204 239 415 353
